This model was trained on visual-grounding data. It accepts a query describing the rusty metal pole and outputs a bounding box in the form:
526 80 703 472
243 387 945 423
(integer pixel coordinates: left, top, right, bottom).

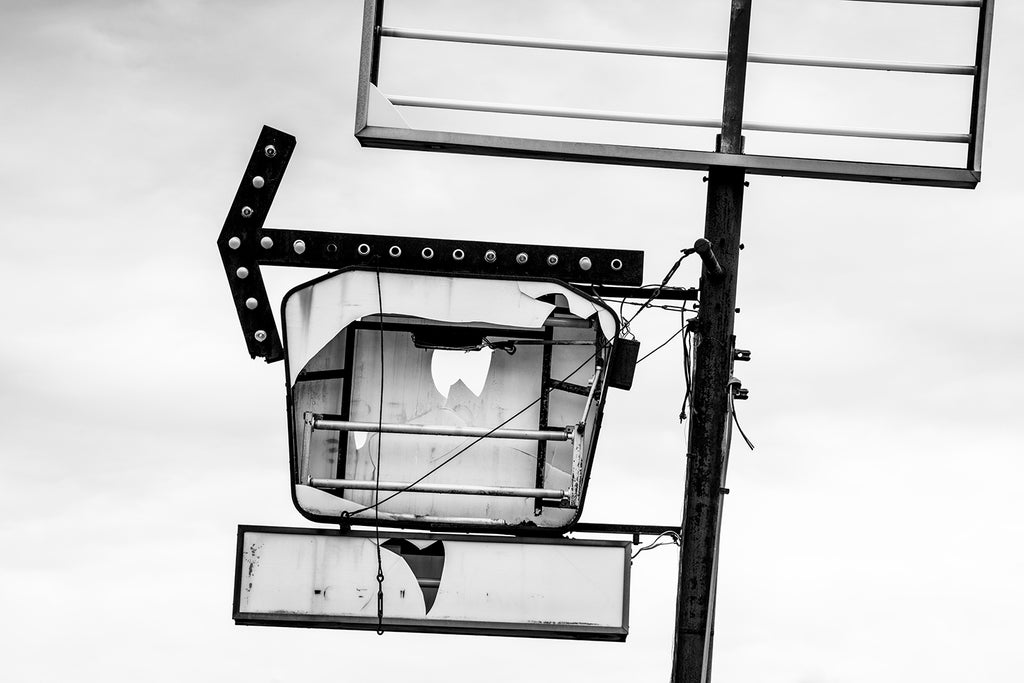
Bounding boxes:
670 1 752 682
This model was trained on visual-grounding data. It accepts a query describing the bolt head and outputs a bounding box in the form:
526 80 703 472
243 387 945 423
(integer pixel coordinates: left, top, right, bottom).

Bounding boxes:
252 176 265 189
227 236 241 250
293 240 306 255
484 250 497 263
236 267 249 279
516 252 528 264
245 298 258 310
260 236 273 249
241 206 254 218
546 254 559 266
578 256 593 271
254 330 268 342
264 145 277 158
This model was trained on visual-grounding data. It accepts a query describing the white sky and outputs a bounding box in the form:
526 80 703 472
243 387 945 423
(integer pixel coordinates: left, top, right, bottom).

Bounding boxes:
2 1 1022 682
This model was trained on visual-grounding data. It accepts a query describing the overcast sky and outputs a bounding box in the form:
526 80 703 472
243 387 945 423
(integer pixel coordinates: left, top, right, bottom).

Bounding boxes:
2 1 1022 682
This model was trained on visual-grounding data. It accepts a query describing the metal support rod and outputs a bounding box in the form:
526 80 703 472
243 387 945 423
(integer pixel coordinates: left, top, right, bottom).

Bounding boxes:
671 2 750 682
845 0 980 7
311 416 572 442
309 478 568 500
381 26 975 75
386 95 970 144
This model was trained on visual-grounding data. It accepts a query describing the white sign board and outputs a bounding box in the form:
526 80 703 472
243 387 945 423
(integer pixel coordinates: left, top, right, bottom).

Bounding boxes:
234 526 630 640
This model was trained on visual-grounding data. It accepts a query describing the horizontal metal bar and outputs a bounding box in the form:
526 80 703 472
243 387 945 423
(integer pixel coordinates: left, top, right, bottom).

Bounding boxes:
743 120 969 143
357 126 981 188
343 511 512 527
389 95 721 130
569 522 684 537
844 0 980 6
387 95 970 143
586 285 699 301
309 478 567 500
312 417 572 441
382 26 973 75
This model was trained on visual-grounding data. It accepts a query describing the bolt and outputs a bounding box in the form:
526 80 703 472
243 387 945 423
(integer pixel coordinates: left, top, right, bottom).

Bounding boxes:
293 240 306 255
236 267 249 279
578 256 592 271
252 176 265 189
254 330 267 342
484 250 497 263
241 206 253 218
264 145 277 158
245 298 258 310
516 252 528 264
227 236 241 250
546 254 559 266
260 236 273 249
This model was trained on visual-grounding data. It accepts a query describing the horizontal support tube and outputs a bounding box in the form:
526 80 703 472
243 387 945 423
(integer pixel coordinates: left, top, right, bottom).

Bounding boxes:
388 95 970 144
382 26 974 75
310 478 567 500
844 0 980 7
312 416 572 441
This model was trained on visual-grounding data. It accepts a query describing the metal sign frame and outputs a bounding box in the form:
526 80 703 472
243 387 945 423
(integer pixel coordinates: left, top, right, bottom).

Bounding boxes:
354 0 994 189
281 266 623 533
233 525 631 640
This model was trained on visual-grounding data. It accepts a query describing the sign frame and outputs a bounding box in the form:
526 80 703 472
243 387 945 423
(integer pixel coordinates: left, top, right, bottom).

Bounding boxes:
233 525 632 641
354 0 995 189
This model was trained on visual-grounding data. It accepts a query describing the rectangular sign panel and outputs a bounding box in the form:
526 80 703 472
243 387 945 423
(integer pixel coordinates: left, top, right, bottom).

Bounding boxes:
234 526 630 640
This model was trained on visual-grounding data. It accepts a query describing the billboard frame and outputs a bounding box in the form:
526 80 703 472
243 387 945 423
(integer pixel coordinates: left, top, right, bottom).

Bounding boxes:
354 0 995 189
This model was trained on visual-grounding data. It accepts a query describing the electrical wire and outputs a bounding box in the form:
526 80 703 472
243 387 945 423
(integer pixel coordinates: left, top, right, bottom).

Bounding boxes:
340 255 695 518
729 393 755 451
679 321 694 422
636 327 683 364
631 531 681 559
618 250 693 338
373 264 385 635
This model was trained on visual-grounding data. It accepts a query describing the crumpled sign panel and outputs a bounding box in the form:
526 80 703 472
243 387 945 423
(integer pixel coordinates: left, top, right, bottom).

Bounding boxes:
282 268 620 531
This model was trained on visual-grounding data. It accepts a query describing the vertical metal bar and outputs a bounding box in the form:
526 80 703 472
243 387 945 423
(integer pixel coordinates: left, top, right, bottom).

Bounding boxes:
535 327 554 515
967 0 995 173
301 412 315 483
671 1 751 682
336 326 357 481
355 0 385 133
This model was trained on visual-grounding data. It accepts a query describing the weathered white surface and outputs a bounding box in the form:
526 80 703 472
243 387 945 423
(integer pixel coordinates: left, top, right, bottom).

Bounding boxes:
284 271 614 386
236 528 629 637
285 270 616 527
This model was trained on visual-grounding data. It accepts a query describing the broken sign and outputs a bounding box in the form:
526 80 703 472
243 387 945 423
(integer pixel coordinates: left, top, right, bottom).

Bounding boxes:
282 267 628 532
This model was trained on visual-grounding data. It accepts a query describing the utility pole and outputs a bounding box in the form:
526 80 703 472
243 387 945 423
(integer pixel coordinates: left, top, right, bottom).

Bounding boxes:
671 2 751 682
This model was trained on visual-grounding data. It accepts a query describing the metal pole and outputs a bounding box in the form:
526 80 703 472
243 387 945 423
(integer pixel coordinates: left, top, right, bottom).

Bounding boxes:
671 1 751 682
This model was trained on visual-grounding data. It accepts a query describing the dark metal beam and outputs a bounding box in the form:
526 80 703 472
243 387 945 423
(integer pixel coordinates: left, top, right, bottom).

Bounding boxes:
356 126 980 189
967 0 995 173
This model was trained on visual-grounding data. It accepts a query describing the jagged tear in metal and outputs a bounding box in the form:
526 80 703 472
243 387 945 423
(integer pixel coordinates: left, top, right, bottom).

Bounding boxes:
283 267 621 531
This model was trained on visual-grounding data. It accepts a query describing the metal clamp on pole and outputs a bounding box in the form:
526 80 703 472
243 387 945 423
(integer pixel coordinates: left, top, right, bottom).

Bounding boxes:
692 238 725 280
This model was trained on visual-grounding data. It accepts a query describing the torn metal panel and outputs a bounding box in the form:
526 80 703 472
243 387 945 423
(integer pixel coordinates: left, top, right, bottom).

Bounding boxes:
282 268 621 531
